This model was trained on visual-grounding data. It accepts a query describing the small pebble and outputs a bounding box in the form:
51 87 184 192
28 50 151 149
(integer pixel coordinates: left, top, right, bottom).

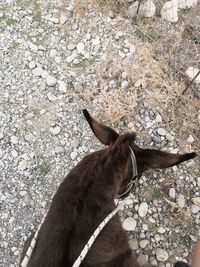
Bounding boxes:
157 128 166 136
122 217 137 231
49 126 61 135
32 66 43 77
138 202 148 217
139 239 149 248
58 81 67 93
70 151 78 160
129 238 138 250
46 75 57 87
156 248 169 262
169 188 176 199
18 160 28 171
11 136 18 144
77 42 85 54
187 134 194 143
176 194 185 208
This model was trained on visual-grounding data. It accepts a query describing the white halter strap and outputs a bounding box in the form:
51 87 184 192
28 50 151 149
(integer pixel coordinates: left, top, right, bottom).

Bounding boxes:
20 147 138 267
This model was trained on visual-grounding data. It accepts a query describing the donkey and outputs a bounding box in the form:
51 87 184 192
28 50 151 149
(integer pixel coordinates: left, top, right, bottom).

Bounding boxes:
21 109 196 267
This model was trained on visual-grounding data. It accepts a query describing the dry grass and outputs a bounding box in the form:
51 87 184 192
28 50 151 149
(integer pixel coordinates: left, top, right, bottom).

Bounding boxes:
70 0 199 150
163 197 192 221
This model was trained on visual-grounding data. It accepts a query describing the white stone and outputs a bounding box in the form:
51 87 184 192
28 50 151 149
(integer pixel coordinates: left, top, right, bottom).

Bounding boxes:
85 33 91 40
49 49 57 58
169 188 176 199
192 197 200 207
127 0 155 18
58 81 67 93
129 238 138 250
66 55 73 63
66 5 74 11
32 67 43 77
121 80 129 89
25 132 35 142
18 160 28 171
71 139 79 148
11 136 18 144
155 234 161 242
161 1 179 23
142 0 156 17
50 126 61 135
135 79 142 88
19 191 27 196
29 61 36 69
60 13 67 24
72 82 83 92
157 226 166 234
11 150 18 158
41 71 48 79
197 177 200 188
139 239 149 248
178 0 198 9
68 43 76 51
55 146 65 154
77 42 85 54
92 37 100 46
191 205 200 214
125 199 134 206
190 234 197 242
29 42 38 51
47 17 59 24
0 132 4 140
38 45 46 51
176 194 185 208
166 133 174 142
0 159 4 168
157 128 166 136
138 202 148 217
47 92 57 102
187 134 194 143
127 1 139 18
73 59 80 65
155 114 162 122
171 148 179 154
70 151 78 160
156 248 169 262
186 67 200 83
122 217 137 231
46 75 57 87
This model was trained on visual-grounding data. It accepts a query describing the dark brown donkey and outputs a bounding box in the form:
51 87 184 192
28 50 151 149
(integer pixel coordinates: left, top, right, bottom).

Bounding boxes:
21 110 196 267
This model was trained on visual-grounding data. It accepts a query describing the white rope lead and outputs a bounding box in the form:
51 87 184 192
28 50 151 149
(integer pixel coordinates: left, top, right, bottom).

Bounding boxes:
21 215 47 267
72 200 126 267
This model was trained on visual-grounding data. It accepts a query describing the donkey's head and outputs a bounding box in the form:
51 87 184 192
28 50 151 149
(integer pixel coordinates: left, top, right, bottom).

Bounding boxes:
83 109 196 196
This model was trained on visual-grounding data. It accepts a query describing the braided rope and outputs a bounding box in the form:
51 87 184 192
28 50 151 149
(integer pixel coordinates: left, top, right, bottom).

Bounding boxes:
72 200 125 267
21 215 46 267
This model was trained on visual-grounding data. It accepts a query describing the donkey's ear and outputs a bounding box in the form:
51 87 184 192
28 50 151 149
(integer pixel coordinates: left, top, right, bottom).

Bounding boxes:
83 109 119 145
142 149 196 169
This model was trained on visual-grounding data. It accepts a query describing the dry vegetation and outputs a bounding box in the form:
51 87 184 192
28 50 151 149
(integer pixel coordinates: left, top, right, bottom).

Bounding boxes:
72 0 199 150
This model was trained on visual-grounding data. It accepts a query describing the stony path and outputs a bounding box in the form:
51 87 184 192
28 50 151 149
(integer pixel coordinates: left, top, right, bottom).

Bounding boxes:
0 0 199 266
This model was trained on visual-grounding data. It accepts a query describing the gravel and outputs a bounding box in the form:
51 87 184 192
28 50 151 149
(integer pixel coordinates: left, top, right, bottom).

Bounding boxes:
0 1 199 266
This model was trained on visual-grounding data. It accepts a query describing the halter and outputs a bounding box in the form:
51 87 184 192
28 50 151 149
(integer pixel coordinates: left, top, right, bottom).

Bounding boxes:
116 146 138 199
21 147 138 267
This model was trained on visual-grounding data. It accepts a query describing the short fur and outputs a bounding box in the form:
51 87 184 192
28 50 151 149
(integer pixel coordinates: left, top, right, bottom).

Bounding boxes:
21 110 196 267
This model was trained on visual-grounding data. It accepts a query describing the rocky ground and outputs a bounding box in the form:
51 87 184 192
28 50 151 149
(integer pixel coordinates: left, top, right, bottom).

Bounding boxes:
0 0 199 266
